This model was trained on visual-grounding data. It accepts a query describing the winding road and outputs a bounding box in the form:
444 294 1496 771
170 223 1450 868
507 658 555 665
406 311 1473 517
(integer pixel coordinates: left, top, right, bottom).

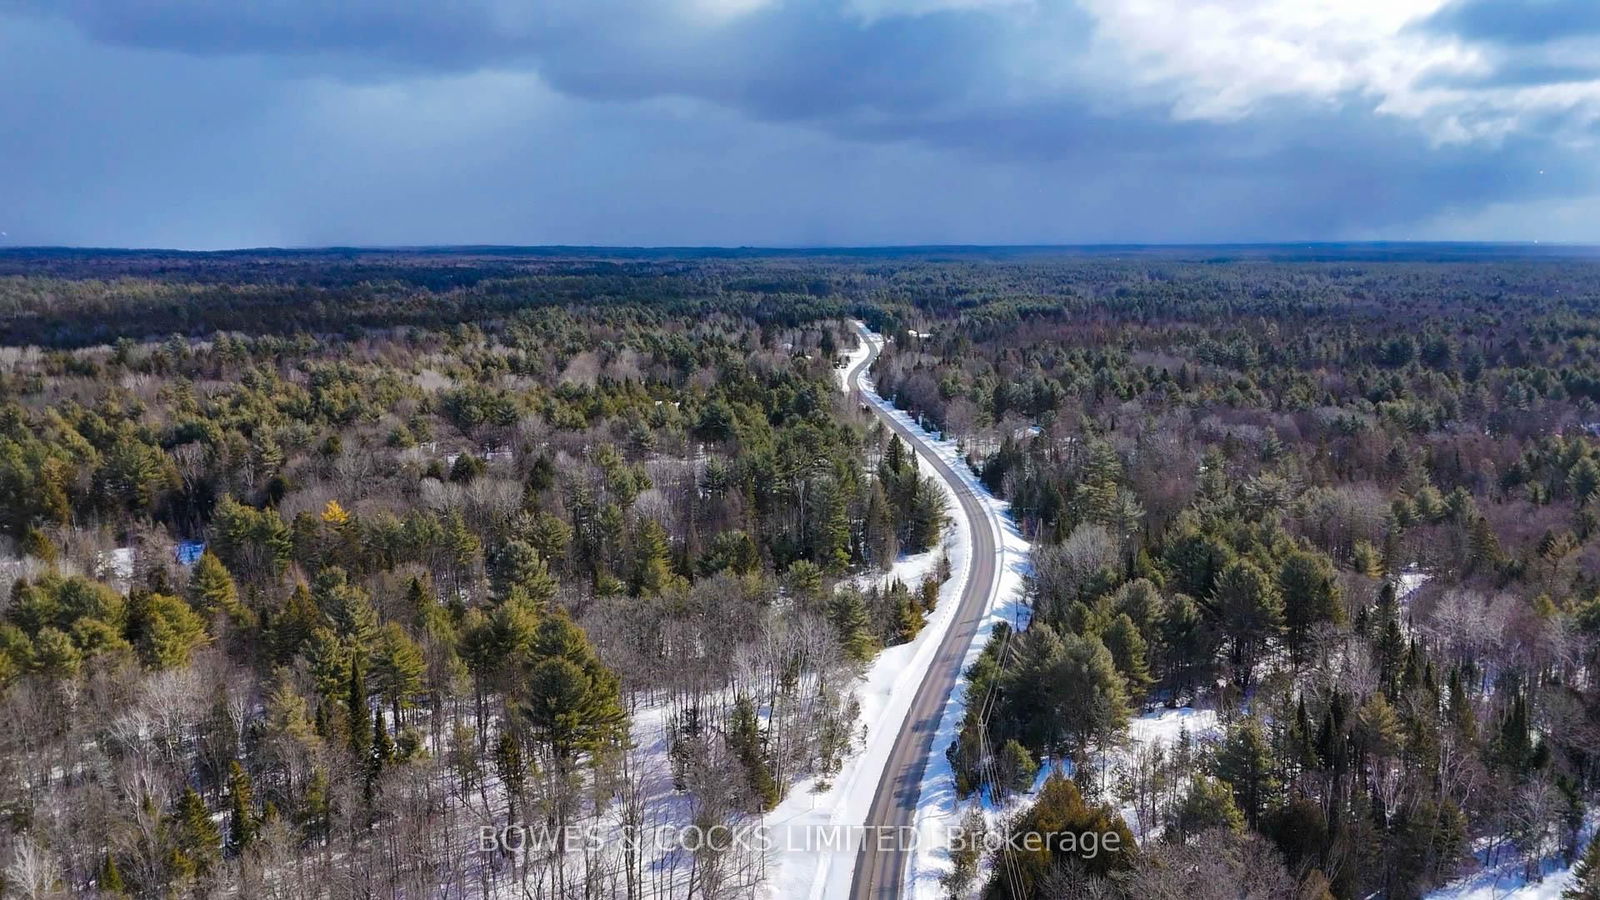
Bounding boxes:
845 323 1002 900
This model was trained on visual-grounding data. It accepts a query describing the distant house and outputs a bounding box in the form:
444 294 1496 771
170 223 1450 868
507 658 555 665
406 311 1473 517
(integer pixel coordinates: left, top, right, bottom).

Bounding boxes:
176 541 206 567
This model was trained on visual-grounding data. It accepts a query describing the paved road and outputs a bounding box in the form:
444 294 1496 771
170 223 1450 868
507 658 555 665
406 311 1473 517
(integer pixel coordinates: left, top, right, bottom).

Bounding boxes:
846 324 1001 900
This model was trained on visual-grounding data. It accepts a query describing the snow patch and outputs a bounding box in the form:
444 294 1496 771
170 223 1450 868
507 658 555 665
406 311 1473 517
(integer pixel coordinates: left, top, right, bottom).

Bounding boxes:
1396 566 1432 605
96 547 134 587
1426 826 1595 900
1126 706 1221 751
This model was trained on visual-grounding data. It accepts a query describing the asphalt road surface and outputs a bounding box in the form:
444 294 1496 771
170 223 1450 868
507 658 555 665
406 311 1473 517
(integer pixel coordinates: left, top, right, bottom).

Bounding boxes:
846 324 1001 900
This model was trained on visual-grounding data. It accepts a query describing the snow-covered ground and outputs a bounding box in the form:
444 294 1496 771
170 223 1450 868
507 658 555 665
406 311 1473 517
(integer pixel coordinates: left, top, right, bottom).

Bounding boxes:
1428 864 1581 900
1426 815 1597 900
1123 706 1221 751
1397 566 1432 606
1112 706 1223 841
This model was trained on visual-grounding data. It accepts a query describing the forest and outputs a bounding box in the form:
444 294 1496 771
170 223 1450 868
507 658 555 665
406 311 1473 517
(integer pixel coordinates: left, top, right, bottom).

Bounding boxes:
4 246 1600 900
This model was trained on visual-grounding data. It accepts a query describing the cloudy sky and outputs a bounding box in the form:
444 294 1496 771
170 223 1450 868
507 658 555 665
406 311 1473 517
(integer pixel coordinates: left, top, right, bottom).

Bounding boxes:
2 0 1598 248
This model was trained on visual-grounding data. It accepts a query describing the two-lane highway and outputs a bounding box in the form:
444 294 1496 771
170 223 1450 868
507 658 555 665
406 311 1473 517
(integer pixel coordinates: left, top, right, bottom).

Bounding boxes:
846 323 1001 900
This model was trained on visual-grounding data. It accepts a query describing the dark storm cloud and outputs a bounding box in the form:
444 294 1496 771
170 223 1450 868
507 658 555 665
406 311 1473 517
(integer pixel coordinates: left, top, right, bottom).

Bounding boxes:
0 0 1596 247
6 0 1017 121
0 0 529 68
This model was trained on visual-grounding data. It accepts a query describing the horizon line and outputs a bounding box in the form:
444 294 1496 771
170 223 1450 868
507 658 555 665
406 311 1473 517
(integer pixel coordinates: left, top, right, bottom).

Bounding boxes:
3 239 1600 255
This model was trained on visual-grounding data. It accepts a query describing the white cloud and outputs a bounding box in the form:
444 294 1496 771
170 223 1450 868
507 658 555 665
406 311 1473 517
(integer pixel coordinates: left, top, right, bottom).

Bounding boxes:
1382 80 1600 146
1072 0 1477 119
1036 0 1600 149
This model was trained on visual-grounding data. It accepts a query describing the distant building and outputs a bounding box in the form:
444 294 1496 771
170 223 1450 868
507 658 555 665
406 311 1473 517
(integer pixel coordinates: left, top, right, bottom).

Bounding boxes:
176 541 206 567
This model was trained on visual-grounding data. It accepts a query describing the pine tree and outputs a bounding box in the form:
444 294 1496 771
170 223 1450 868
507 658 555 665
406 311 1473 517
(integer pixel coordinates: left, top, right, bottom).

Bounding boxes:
521 614 627 767
274 582 321 661
0 642 17 689
863 480 895 567
320 498 350 527
445 511 482 588
1172 775 1245 840
226 760 256 855
1290 695 1320 773
808 476 852 573
943 806 987 898
489 539 558 607
906 477 948 553
1351 540 1384 577
1164 527 1235 600
1356 693 1405 759
125 589 208 670
1079 440 1126 527
30 626 81 678
1160 592 1215 697
1278 549 1343 660
882 434 906 481
404 574 436 627
918 574 940 613
890 580 925 643
631 518 676 596
1374 582 1406 697
1213 558 1284 686
1496 693 1536 775
986 773 1135 897
527 451 557 493
171 787 221 877
1110 578 1165 642
266 668 316 746
1101 612 1154 700
19 526 57 565
98 854 127 895
1014 630 1131 756
1316 691 1350 777
346 654 371 760
827 586 877 663
300 768 331 844
1566 835 1600 899
373 707 394 766
997 739 1040 795
372 622 426 726
304 626 353 706
187 551 241 618
1570 458 1600 506
729 695 780 811
494 729 526 821
1468 514 1502 571
784 560 825 608
314 567 379 652
1215 717 1279 829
